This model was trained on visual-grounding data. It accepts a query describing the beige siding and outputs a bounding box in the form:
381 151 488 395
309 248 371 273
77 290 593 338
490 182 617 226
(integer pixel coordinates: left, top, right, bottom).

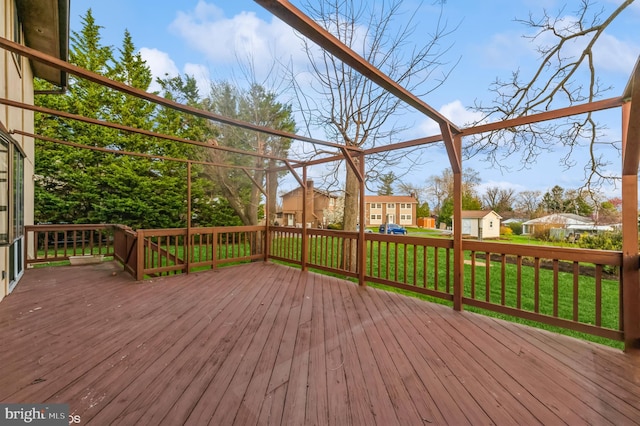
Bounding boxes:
0 0 35 300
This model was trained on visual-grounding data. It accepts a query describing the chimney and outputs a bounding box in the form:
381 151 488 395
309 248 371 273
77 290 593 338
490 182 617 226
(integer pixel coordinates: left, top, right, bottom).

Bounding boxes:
305 180 314 227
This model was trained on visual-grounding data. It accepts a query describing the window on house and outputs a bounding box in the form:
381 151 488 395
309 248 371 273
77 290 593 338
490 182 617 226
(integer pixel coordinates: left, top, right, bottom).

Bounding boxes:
13 148 24 240
0 131 24 246
0 138 8 245
387 203 395 209
489 221 493 228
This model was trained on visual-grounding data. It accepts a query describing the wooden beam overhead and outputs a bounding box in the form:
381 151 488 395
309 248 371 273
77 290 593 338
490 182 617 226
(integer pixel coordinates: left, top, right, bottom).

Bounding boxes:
254 0 460 133
0 36 357 153
460 97 624 137
0 97 297 164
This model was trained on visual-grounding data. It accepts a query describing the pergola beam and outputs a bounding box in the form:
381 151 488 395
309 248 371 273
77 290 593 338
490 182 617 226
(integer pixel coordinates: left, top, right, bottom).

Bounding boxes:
0 36 358 153
12 129 265 171
253 0 460 134
0 98 297 164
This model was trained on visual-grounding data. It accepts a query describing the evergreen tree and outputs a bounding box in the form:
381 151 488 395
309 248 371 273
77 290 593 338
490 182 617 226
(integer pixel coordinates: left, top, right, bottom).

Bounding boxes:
377 172 396 196
202 82 294 226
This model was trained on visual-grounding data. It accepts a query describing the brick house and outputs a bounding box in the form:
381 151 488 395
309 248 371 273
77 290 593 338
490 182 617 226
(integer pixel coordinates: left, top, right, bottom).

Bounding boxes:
279 181 338 228
364 195 418 227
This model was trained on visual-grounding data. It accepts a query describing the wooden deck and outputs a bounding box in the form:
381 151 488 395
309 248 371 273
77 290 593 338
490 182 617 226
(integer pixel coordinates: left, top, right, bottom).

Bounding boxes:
1 261 639 425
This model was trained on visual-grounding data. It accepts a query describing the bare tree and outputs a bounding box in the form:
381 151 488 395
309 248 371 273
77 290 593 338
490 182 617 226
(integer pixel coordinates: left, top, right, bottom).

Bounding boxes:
482 186 516 214
515 190 542 218
292 0 457 238
468 0 634 189
426 168 481 213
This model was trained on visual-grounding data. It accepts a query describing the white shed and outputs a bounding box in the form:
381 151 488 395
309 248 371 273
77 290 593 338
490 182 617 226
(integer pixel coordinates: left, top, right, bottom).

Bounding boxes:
457 210 502 239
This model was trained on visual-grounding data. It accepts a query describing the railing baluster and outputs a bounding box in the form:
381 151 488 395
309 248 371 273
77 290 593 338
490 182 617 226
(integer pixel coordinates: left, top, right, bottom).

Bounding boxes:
516 255 522 310
595 264 603 327
553 259 559 318
501 254 506 306
471 250 476 299
573 262 580 322
533 257 539 312
485 252 491 303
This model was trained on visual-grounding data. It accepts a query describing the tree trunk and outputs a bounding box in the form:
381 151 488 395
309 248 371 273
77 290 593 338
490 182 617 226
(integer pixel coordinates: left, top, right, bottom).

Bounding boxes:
342 158 360 272
267 161 278 225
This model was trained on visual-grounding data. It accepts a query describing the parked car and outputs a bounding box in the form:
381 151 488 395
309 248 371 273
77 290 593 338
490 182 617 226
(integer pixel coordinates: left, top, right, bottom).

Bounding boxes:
379 223 408 235
356 225 373 233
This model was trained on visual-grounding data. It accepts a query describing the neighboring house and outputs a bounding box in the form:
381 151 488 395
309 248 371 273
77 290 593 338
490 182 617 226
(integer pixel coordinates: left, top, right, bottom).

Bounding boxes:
279 180 338 228
502 218 526 226
522 213 614 240
456 210 502 239
365 195 418 227
0 0 69 301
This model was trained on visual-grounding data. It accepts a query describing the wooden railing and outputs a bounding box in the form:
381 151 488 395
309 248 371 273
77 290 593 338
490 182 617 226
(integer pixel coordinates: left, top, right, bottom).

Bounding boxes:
134 226 265 280
462 240 623 341
24 223 624 342
25 224 115 264
365 234 454 302
267 227 623 341
113 224 137 276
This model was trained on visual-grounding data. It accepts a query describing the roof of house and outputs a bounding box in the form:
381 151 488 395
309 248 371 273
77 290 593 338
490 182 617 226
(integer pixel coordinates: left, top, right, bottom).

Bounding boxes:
365 195 417 203
280 186 337 199
460 210 502 219
17 0 70 87
522 213 594 226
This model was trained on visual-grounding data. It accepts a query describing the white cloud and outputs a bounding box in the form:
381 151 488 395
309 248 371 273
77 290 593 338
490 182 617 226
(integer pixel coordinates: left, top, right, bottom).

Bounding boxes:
169 1 307 81
592 33 639 74
139 47 179 93
418 100 485 136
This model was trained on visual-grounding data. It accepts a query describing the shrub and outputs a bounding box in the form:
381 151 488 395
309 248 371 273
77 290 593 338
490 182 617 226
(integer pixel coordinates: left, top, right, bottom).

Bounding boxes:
577 231 622 251
531 224 555 241
508 222 523 235
500 226 513 236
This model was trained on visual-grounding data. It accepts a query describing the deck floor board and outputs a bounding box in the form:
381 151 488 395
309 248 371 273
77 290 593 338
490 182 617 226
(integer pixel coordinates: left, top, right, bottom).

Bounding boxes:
1 261 639 425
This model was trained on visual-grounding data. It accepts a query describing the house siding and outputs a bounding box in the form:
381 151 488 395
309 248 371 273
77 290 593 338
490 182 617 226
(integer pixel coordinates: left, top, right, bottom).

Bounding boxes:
364 196 417 227
280 182 336 228
0 0 35 301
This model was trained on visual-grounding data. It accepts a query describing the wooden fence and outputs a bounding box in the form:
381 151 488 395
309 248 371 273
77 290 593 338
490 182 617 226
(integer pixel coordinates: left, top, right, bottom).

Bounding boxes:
25 224 115 264
24 223 624 341
267 227 623 341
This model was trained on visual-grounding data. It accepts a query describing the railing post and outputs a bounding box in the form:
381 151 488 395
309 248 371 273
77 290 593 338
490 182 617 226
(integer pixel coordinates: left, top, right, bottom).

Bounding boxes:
358 153 366 286
212 227 218 271
136 229 144 281
452 134 464 311
301 167 308 271
621 85 640 351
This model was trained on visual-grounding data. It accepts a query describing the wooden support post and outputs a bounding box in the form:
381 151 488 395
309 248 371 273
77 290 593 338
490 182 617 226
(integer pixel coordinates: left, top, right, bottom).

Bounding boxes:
264 172 271 263
452 134 464 311
186 162 191 274
621 98 640 352
301 167 308 271
358 153 366 286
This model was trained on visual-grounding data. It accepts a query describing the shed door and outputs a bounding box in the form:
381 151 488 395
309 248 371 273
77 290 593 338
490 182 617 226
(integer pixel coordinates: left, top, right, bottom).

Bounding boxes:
462 219 471 235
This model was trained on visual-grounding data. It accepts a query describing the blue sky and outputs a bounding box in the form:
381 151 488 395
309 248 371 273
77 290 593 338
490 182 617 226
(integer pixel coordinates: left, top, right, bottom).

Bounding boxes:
69 0 640 198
